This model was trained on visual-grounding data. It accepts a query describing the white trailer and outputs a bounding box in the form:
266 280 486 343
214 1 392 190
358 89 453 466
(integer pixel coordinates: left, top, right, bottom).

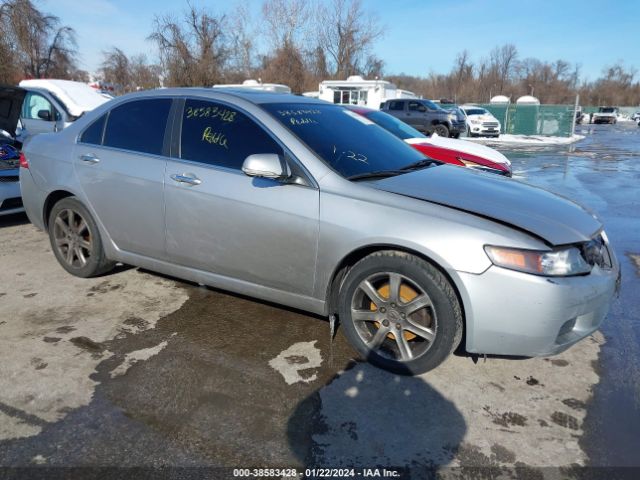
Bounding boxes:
318 76 417 109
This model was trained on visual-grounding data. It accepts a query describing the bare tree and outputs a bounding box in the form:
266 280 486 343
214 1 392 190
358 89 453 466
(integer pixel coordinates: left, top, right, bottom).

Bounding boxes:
227 3 256 80
0 0 77 81
262 0 310 50
99 47 161 93
363 55 384 79
261 40 307 93
0 2 20 83
129 54 162 91
316 0 384 79
149 2 228 87
490 43 518 94
100 47 131 93
451 50 473 101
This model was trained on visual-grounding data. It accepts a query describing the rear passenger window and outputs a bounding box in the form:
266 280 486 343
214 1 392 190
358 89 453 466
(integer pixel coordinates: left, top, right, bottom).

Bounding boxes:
80 114 106 145
180 99 281 170
103 99 171 155
388 101 404 111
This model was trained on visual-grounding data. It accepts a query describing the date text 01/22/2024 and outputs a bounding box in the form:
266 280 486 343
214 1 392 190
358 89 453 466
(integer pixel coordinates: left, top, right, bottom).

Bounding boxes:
232 468 402 478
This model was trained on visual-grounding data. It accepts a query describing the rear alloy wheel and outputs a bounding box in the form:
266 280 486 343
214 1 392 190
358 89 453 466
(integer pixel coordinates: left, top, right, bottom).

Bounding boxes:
48 197 115 278
434 124 449 137
338 251 462 374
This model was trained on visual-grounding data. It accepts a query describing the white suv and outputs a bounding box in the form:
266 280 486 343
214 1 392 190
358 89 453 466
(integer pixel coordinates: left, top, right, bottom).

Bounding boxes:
460 105 501 137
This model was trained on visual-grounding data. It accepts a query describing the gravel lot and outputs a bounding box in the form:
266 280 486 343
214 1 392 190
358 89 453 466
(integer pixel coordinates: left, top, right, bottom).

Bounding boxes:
0 122 638 477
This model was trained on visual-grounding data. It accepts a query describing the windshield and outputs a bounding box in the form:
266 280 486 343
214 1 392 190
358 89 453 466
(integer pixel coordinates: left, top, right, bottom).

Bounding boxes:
463 108 487 116
422 100 442 111
361 109 427 140
264 103 428 179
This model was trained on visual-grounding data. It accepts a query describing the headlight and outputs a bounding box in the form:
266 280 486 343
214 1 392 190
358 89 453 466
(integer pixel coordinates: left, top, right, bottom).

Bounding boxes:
484 245 592 276
470 119 481 124
448 113 457 121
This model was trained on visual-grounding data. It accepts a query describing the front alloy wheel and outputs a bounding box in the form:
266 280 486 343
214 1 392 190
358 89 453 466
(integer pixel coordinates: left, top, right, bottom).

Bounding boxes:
433 124 450 137
338 251 463 374
350 272 437 362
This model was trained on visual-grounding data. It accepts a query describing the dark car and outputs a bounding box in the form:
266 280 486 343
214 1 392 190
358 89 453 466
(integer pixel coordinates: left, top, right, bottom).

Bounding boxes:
380 99 466 138
0 85 26 215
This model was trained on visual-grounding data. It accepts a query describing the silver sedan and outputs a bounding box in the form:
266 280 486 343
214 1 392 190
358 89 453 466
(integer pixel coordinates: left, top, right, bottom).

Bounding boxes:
19 89 620 374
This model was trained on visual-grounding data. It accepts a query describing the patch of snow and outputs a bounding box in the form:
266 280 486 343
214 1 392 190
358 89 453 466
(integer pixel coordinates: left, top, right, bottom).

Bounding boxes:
19 79 110 117
616 115 635 122
268 341 323 385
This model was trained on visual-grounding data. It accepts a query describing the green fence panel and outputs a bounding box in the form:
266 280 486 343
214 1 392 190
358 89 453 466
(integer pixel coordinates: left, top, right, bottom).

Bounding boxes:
477 103 577 137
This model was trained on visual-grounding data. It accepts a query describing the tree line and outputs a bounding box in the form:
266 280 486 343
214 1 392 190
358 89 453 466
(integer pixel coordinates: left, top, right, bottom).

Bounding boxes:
1 0 638 106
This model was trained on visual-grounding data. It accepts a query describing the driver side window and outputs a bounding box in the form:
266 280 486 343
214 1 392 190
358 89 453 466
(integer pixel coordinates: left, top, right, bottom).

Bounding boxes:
22 92 57 121
408 101 425 112
180 99 282 170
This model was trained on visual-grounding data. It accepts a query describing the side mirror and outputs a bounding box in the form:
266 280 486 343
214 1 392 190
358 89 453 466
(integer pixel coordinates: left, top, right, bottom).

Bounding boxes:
37 110 52 121
242 153 290 180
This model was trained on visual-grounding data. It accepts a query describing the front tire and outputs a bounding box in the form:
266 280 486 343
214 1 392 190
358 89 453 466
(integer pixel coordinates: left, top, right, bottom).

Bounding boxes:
338 251 463 375
48 197 115 278
433 124 449 137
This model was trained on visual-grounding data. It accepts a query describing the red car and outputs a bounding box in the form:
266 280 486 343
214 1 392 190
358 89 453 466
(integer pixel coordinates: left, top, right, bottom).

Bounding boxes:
348 106 512 176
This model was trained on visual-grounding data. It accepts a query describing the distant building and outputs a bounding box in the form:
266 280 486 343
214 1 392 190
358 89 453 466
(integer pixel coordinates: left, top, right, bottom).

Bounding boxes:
318 76 417 109
212 79 291 93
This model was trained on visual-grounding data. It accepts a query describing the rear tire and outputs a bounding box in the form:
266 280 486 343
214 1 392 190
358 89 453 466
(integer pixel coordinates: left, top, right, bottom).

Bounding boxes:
48 197 115 278
338 250 463 375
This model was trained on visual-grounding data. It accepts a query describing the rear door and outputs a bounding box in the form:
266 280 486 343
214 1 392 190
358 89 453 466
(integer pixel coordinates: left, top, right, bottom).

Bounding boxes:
164 98 319 296
73 98 172 258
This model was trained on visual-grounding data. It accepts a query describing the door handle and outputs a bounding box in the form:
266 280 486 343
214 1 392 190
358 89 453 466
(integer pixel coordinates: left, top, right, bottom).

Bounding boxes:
79 153 100 164
170 173 202 186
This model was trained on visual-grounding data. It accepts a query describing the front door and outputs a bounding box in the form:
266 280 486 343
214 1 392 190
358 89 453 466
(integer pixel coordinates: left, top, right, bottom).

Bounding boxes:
164 98 319 296
406 100 427 132
21 91 63 135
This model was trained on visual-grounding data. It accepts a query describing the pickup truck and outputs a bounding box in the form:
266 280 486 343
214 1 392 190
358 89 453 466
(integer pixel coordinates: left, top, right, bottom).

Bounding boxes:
591 107 618 124
14 79 111 137
380 99 466 138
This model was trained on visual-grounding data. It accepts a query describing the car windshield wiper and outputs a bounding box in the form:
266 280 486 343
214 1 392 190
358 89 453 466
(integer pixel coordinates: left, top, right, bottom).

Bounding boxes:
346 169 406 181
398 158 441 171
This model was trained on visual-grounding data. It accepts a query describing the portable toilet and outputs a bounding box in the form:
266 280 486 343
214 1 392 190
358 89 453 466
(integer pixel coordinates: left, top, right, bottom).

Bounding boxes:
514 95 540 135
490 95 510 104
487 95 510 133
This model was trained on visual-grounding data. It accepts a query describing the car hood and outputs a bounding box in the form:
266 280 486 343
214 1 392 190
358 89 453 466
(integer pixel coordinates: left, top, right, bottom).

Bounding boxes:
0 86 26 138
468 114 497 122
370 166 601 246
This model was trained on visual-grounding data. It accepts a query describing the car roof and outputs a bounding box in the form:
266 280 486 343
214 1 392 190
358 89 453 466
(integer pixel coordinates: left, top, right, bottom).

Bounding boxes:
121 87 330 106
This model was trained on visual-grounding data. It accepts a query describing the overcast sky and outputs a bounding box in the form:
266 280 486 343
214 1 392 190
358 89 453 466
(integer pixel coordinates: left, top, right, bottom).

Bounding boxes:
43 0 639 82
